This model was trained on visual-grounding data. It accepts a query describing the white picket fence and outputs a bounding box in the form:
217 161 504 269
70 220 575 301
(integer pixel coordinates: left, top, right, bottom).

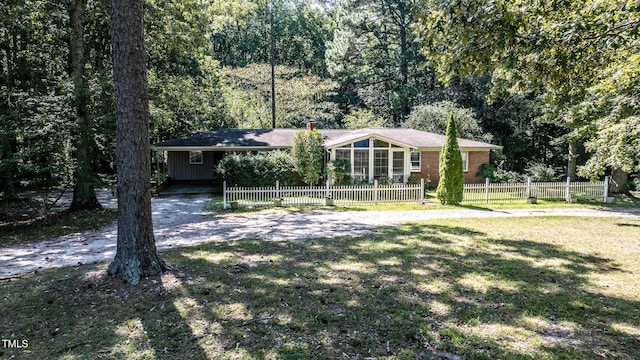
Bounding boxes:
223 179 425 208
463 177 610 203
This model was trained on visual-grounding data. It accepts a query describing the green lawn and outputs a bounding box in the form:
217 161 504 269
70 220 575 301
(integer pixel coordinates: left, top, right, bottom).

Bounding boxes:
1 216 639 359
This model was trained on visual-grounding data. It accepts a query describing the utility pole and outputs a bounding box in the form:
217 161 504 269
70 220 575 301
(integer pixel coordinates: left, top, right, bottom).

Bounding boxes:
270 0 276 128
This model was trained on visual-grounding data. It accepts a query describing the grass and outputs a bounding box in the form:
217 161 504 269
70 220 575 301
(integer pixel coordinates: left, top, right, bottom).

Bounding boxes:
0 208 117 247
1 216 639 359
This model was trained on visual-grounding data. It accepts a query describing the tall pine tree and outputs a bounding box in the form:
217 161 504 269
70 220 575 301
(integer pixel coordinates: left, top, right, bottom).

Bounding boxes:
436 113 464 205
107 0 170 284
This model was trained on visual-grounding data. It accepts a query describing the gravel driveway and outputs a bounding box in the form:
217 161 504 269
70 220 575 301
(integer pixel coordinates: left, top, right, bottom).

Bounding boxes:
1 193 639 279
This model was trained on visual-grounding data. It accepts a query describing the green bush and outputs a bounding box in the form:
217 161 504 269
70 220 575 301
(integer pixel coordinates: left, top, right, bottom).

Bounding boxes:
406 175 421 185
525 162 562 182
326 160 351 185
477 163 524 183
292 129 324 185
215 150 298 186
376 176 393 186
436 113 464 205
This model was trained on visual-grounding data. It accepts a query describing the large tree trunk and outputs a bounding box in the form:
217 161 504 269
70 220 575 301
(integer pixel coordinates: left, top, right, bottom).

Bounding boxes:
107 0 170 285
610 168 629 194
567 140 577 181
69 0 102 212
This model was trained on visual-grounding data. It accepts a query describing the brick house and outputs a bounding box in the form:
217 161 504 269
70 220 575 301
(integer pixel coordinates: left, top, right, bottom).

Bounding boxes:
152 123 501 188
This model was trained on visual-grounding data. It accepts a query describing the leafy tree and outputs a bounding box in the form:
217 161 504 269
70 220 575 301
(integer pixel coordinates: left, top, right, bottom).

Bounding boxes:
69 0 103 211
221 64 340 128
578 53 640 192
436 113 464 205
107 0 170 285
326 0 432 124
404 101 492 142
208 0 334 75
292 129 324 185
146 0 231 143
416 0 640 186
341 109 390 129
0 0 74 199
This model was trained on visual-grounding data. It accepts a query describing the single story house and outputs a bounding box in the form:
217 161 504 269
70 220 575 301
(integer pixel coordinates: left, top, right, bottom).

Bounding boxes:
152 123 502 187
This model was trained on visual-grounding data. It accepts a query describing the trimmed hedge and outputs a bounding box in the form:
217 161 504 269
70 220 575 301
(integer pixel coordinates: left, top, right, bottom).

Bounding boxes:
214 150 299 186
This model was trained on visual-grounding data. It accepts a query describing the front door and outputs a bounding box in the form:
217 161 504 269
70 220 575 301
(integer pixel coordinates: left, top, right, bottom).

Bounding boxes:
392 151 405 183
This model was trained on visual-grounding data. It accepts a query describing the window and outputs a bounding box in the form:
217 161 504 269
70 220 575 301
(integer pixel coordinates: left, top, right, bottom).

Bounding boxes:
353 149 369 181
189 150 203 164
461 151 468 172
354 139 370 148
335 149 351 162
373 149 389 178
392 151 404 183
373 139 389 148
410 151 421 171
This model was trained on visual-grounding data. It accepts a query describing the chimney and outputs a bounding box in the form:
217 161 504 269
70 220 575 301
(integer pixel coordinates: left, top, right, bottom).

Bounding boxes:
306 121 318 131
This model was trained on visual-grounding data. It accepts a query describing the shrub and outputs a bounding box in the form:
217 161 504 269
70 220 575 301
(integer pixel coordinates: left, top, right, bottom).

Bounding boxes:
477 163 524 183
376 176 394 186
292 129 324 185
326 160 351 185
525 162 562 182
406 175 421 185
215 150 298 186
436 113 464 205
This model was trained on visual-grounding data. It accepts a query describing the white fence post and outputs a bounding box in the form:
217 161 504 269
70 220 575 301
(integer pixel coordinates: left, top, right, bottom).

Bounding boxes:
276 180 280 199
485 178 490 203
374 179 379 203
604 175 610 200
565 177 571 202
526 177 532 198
223 181 227 209
326 179 330 199
420 178 425 203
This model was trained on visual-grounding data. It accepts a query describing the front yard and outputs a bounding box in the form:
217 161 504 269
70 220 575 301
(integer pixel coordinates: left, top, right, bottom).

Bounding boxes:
1 216 639 359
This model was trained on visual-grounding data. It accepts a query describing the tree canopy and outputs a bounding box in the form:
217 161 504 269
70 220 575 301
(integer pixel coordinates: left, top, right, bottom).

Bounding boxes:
416 0 640 184
2 0 638 205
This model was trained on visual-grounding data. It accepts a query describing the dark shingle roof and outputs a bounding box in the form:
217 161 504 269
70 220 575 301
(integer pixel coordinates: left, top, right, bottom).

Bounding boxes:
153 128 501 150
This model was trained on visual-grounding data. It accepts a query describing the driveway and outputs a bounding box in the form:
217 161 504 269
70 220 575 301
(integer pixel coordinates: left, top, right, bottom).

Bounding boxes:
1 193 639 279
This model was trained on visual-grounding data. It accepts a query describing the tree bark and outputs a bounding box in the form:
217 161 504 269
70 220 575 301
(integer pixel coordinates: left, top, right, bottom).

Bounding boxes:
69 0 102 212
269 0 276 129
610 168 629 194
107 0 170 285
567 140 577 181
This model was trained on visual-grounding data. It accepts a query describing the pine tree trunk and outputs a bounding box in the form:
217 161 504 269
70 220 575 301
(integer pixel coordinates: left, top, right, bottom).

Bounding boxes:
69 0 102 212
107 0 170 285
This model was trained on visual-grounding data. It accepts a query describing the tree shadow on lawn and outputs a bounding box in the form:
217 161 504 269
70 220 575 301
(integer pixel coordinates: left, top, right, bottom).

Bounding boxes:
1 222 639 359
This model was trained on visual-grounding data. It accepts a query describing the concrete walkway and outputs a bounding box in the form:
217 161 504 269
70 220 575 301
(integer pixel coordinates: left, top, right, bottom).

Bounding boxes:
1 193 639 279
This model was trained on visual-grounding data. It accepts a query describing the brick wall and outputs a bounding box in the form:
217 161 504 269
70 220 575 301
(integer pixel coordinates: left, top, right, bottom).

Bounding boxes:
411 150 490 188
466 151 489 184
